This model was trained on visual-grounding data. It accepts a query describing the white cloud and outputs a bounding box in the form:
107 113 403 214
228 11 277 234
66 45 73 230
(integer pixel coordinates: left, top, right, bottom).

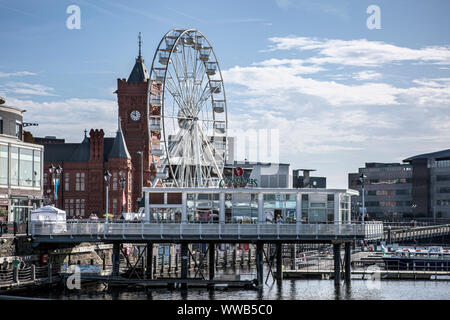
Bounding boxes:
223 64 402 106
1 82 56 96
5 97 117 142
265 36 450 67
0 71 36 77
353 70 382 81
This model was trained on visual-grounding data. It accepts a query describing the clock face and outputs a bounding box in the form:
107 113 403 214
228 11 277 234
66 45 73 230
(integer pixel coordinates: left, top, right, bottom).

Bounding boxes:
130 110 141 121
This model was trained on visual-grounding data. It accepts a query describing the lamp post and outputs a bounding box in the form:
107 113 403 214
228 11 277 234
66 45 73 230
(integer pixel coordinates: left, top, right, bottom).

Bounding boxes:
119 173 126 215
104 170 112 223
137 151 143 200
359 173 367 224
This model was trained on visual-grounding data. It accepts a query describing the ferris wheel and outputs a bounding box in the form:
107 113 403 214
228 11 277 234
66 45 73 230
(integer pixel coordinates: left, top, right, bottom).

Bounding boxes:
147 29 228 188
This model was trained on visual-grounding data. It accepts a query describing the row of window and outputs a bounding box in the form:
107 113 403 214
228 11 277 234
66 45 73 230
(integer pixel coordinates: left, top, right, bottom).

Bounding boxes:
364 201 413 207
366 189 411 196
436 175 450 181
436 160 450 168
351 178 411 186
436 200 450 206
64 198 127 216
64 199 85 216
439 187 450 193
0 144 42 187
45 171 131 193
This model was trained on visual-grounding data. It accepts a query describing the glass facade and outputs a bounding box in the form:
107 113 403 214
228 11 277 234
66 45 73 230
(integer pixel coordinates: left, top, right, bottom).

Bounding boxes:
146 189 355 224
0 144 41 188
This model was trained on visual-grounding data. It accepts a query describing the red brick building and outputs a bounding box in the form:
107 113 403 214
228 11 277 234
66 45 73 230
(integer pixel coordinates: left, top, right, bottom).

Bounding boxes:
36 44 160 218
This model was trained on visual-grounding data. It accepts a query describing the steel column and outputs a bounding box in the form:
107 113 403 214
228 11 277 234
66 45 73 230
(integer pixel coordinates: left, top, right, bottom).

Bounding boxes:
146 242 153 279
256 242 264 288
276 243 283 282
333 243 341 286
344 242 351 283
209 243 215 280
112 242 120 277
181 243 188 289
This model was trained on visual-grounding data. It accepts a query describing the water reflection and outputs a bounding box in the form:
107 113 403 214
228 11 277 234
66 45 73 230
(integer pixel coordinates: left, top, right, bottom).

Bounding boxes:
7 265 450 300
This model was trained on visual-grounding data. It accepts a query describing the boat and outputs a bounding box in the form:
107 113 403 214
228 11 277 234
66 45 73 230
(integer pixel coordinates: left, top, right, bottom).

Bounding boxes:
382 247 450 271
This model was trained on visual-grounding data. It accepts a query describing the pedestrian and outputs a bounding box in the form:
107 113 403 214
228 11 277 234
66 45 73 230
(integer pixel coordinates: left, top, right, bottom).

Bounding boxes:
2 259 8 270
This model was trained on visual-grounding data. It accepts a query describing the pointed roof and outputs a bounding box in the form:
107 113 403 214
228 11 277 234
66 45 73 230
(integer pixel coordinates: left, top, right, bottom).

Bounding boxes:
69 134 90 162
108 119 131 160
127 32 149 84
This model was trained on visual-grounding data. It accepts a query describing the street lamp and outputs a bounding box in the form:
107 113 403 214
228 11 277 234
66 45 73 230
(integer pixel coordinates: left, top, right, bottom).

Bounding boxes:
137 151 143 200
119 173 126 215
359 173 367 224
104 170 112 223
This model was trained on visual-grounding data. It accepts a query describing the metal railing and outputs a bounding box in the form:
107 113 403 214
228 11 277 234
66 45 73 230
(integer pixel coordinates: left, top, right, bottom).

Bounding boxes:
30 221 384 240
0 264 60 287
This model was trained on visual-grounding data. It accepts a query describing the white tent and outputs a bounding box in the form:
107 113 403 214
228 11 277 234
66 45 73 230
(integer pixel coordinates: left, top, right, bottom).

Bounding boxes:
31 205 66 222
31 206 67 233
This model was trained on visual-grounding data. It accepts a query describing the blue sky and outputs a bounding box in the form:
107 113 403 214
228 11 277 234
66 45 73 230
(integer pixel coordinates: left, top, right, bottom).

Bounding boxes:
1 0 449 188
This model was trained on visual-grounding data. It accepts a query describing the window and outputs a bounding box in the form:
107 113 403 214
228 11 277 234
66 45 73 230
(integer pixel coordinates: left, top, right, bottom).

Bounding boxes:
113 199 117 215
65 172 70 191
76 172 85 191
437 175 450 181
439 187 450 193
19 148 33 187
0 117 3 134
81 199 85 216
15 121 23 140
113 172 118 191
64 199 69 215
10 147 18 186
75 199 80 216
33 150 41 187
69 199 74 216
0 145 7 185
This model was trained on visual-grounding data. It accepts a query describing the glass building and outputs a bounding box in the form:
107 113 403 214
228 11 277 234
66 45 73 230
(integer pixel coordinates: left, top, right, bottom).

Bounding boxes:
0 101 43 224
143 187 356 224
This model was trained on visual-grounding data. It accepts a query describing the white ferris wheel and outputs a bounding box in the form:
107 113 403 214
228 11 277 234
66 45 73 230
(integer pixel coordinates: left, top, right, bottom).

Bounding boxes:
147 29 228 188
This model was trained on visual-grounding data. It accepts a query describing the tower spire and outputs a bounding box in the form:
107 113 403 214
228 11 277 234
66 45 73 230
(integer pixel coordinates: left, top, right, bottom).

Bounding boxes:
138 32 142 59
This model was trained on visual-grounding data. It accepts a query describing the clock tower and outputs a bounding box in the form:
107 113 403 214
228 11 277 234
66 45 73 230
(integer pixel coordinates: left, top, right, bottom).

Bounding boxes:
115 33 160 211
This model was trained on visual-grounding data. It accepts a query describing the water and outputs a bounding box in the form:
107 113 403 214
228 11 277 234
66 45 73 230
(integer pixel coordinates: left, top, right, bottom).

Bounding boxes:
12 268 450 300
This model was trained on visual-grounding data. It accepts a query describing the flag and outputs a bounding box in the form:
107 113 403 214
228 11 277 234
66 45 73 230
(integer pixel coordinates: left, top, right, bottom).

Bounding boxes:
122 189 126 207
54 178 59 200
381 244 388 255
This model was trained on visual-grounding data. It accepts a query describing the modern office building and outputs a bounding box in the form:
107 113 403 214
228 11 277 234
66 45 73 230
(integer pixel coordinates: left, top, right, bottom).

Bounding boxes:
0 97 44 224
403 149 450 221
293 169 326 188
349 150 450 222
348 163 413 221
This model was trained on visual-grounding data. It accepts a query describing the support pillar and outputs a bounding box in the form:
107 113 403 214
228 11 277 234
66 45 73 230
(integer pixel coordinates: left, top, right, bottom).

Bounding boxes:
112 243 120 277
344 242 351 283
256 242 264 288
209 243 215 280
181 243 188 290
276 243 283 282
146 242 153 279
333 243 341 286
